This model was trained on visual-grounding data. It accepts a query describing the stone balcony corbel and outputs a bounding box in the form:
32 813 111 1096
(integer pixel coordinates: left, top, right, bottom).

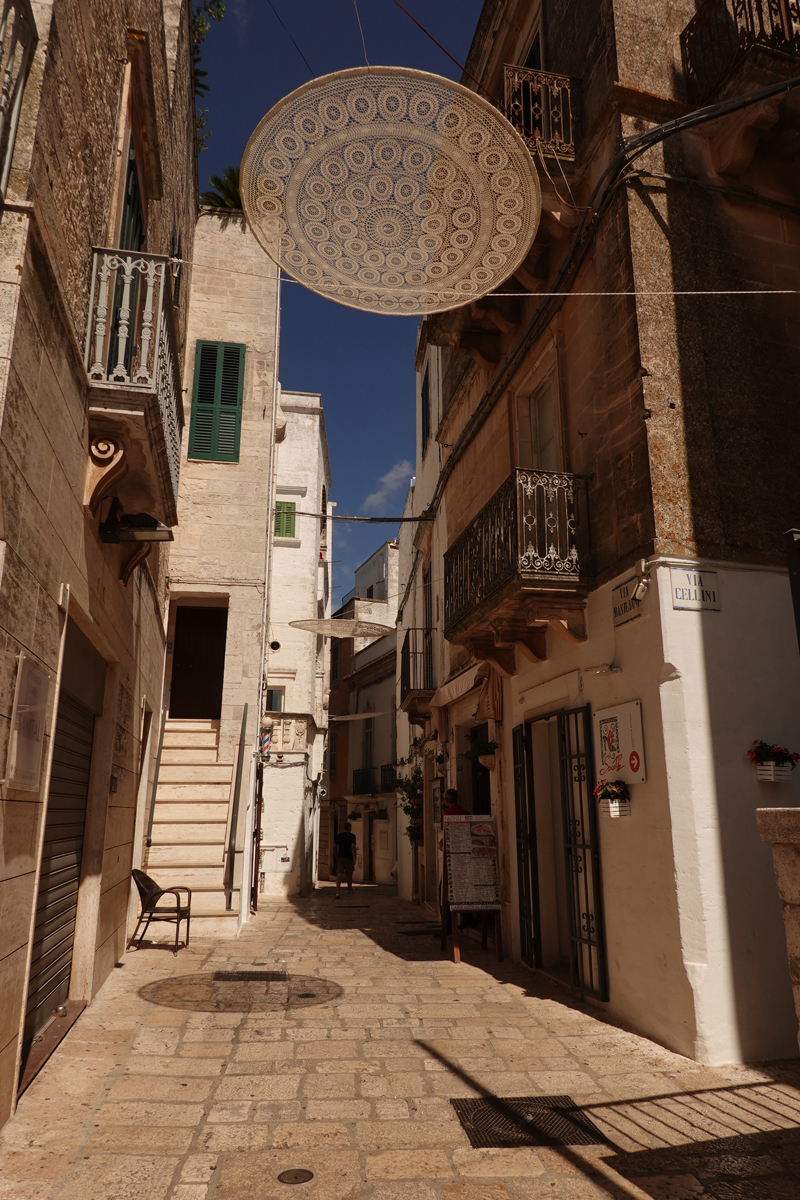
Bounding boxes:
700 94 782 177
527 600 588 644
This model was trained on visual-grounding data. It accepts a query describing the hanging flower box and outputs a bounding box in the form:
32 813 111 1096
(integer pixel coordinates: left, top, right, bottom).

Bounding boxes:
748 740 799 782
478 754 497 771
755 762 794 783
600 798 631 819
594 779 631 818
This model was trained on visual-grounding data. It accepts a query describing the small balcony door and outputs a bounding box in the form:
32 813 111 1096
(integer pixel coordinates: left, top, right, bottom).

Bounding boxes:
517 360 563 472
108 139 145 378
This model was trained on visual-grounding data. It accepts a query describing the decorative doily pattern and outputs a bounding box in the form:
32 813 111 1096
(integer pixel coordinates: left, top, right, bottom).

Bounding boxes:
241 67 541 315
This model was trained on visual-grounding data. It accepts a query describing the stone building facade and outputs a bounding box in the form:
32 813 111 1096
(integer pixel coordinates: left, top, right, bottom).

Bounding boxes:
257 390 332 899
148 209 282 933
0 0 197 1126
397 0 800 1065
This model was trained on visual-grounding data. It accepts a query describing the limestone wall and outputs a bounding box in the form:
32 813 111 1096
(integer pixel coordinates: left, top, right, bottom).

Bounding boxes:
0 0 197 1128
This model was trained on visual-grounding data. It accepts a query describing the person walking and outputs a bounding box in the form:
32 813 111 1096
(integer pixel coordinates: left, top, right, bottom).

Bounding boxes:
334 821 357 898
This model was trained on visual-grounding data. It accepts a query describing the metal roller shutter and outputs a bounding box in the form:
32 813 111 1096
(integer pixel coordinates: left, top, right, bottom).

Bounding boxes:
24 693 94 1049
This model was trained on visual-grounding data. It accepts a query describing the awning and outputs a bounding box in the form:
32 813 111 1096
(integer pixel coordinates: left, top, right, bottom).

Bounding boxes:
429 663 490 710
429 662 490 741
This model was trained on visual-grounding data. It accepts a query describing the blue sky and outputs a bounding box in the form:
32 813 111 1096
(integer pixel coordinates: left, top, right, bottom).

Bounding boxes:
199 0 484 600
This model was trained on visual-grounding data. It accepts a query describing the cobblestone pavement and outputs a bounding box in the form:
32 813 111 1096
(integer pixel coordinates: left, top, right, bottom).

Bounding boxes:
2 885 800 1200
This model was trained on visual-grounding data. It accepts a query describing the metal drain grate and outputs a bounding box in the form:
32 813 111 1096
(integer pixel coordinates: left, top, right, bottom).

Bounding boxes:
212 971 286 982
451 1095 608 1148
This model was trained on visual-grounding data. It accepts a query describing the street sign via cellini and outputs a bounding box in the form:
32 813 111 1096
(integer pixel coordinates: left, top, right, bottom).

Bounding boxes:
593 700 646 785
670 567 721 611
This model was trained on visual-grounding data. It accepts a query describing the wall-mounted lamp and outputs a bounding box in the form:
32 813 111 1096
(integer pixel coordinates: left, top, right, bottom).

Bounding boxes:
100 499 173 543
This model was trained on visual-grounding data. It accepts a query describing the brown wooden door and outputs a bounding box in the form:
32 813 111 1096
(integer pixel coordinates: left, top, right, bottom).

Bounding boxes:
170 606 228 719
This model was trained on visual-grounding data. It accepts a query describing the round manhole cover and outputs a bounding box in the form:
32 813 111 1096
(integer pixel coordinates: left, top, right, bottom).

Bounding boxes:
277 1169 314 1185
137 972 342 1012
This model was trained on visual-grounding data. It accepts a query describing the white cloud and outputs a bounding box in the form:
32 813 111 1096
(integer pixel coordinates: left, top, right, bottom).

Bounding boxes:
362 459 414 514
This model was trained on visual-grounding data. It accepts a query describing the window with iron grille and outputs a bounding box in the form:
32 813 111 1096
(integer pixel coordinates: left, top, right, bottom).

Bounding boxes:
188 341 245 462
331 641 339 683
329 729 338 777
274 502 296 538
421 364 430 456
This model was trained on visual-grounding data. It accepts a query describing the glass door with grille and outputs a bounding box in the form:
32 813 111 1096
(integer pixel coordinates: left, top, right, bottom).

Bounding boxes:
512 706 608 999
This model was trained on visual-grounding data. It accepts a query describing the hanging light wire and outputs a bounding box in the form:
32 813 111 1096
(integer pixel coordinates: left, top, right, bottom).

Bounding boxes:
265 0 315 76
353 0 370 68
386 0 499 103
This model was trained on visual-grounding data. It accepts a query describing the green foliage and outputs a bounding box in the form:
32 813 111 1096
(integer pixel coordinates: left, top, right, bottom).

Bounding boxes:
193 2 225 151
200 165 242 209
392 763 423 842
459 738 498 764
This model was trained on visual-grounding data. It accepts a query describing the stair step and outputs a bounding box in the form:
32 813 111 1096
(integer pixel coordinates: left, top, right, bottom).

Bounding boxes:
162 733 219 750
151 823 228 841
155 867 229 888
155 784 231 802
160 748 219 765
159 765 232 784
190 914 241 936
153 802 229 822
165 720 220 731
148 845 225 867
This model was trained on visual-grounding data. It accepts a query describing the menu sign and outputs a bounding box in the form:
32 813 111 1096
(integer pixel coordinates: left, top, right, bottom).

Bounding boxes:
443 814 501 912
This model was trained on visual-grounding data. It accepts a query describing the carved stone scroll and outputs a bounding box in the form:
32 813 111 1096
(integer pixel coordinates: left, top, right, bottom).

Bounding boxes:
85 435 127 515
121 542 151 586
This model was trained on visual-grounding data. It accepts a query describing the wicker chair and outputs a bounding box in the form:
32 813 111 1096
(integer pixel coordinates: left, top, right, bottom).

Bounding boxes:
131 869 191 955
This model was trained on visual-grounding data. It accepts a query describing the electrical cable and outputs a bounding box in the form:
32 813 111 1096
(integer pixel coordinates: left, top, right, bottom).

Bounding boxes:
386 0 498 103
353 0 370 69
292 511 432 522
265 0 315 76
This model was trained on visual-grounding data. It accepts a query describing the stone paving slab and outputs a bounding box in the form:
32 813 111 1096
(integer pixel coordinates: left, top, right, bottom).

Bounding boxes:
0 886 799 1199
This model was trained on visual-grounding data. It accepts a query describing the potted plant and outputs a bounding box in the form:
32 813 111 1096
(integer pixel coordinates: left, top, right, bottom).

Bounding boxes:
460 737 499 770
748 740 800 782
347 810 362 821
393 764 424 842
594 779 631 818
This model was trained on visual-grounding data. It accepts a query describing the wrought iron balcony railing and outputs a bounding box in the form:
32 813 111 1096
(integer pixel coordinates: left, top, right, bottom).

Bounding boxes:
400 627 434 706
504 64 577 159
681 0 800 105
84 248 184 522
0 0 37 203
444 469 590 637
353 767 376 795
380 764 396 793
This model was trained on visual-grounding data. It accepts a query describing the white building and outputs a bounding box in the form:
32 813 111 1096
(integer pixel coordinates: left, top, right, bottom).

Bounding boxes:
258 392 332 898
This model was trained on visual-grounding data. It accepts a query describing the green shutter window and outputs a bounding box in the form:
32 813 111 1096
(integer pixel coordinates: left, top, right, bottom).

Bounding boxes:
274 502 296 539
188 340 245 462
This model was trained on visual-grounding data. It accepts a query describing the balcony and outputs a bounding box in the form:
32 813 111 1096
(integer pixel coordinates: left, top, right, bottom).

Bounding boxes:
352 765 395 796
443 469 591 674
400 627 434 723
83 248 184 526
503 64 578 160
681 0 800 105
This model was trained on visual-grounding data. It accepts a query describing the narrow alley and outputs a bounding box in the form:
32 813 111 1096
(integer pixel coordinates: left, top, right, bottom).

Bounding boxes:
1 888 799 1200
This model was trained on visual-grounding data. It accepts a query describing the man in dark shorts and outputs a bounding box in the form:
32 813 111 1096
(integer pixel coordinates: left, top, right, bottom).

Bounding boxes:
334 821 357 898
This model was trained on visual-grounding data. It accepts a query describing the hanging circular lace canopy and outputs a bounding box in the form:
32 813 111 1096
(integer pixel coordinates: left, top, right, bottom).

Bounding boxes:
241 66 541 316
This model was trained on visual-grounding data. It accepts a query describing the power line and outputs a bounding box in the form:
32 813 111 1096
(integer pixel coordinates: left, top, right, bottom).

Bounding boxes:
265 0 315 76
386 0 496 102
353 0 370 69
294 511 431 522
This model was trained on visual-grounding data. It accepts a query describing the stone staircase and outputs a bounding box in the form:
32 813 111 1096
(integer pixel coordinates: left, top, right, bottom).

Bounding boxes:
145 719 240 936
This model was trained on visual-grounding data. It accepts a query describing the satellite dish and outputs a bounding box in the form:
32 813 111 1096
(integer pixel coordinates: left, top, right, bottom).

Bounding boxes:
289 618 395 638
241 66 541 316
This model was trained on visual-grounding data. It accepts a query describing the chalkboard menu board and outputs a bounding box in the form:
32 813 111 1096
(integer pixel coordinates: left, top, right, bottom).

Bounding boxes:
443 814 501 911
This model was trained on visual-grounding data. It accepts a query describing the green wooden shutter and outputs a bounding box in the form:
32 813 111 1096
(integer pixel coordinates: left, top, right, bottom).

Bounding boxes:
188 340 245 461
274 502 296 538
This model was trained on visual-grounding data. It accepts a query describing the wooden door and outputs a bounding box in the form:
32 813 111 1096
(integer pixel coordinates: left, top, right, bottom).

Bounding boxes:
170 606 228 719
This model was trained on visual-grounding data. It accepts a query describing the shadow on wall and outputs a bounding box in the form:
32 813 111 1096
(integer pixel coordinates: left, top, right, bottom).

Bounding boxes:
663 110 800 1060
